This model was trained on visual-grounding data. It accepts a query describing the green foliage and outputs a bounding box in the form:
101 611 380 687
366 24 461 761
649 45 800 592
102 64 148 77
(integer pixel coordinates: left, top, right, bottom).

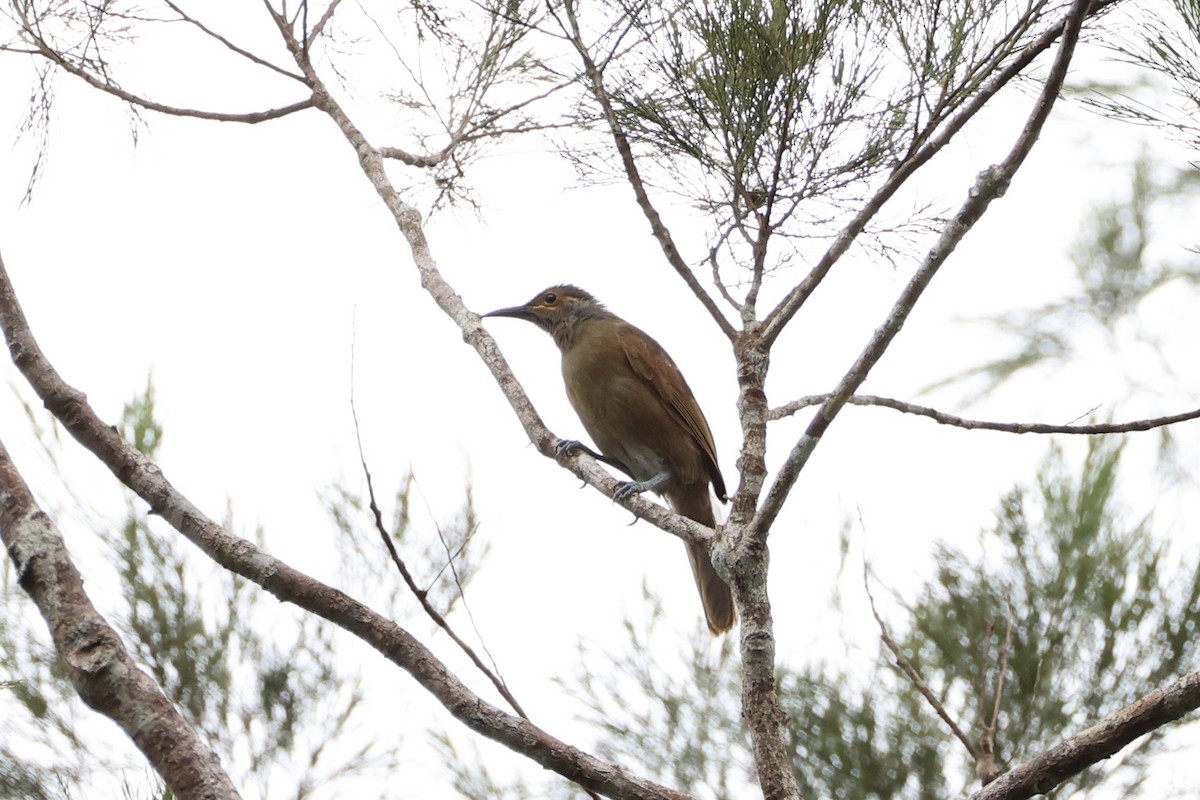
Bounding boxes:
903 437 1200 794
570 587 746 797
781 669 947 800
605 0 894 217
116 387 234 730
580 0 1072 272
0 752 58 800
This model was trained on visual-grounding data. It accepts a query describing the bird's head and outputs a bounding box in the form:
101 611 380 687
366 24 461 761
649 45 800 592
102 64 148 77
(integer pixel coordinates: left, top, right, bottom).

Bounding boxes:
484 285 608 344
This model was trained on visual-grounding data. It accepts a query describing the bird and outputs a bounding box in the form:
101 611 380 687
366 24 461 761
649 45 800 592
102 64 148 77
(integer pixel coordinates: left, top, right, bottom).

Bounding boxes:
484 285 735 634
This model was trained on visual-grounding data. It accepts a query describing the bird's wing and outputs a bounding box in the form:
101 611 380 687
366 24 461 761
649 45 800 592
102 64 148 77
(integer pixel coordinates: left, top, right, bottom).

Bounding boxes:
619 325 727 501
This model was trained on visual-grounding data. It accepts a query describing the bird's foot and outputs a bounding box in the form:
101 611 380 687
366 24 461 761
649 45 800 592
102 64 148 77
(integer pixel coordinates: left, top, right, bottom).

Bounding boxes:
613 470 671 500
613 481 645 500
555 439 595 466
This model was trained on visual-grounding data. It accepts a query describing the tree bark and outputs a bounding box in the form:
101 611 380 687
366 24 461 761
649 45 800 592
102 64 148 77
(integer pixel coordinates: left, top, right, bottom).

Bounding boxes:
0 441 242 800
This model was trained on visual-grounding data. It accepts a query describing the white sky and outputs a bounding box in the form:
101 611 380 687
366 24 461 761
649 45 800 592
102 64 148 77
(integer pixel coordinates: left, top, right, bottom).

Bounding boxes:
1 4 1199 798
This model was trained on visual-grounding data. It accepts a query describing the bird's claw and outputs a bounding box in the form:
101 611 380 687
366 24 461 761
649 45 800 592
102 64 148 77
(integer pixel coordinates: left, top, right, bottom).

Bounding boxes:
614 470 670 501
555 439 584 465
614 480 646 501
612 482 645 525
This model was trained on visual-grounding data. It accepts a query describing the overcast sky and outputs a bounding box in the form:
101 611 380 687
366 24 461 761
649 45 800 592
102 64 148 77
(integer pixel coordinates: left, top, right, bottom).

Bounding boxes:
2 6 1199 797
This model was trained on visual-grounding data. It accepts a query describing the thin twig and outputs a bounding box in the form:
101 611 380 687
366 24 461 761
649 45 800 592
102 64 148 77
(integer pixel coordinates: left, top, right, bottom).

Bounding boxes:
768 393 1200 434
162 0 305 81
11 6 313 123
707 224 744 311
348 346 529 720
979 600 1016 785
864 568 982 761
307 0 345 46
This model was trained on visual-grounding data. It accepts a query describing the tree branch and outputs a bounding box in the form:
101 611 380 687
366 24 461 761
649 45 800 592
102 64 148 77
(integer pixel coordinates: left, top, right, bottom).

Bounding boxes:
162 0 306 81
755 0 1093 536
768 393 1200 435
11 7 312 123
970 671 1200 800
0 250 690 800
306 0 345 47
0 440 242 800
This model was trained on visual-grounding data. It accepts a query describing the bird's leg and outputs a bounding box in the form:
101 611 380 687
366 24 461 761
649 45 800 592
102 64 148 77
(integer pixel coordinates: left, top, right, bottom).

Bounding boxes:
614 469 671 500
555 439 635 478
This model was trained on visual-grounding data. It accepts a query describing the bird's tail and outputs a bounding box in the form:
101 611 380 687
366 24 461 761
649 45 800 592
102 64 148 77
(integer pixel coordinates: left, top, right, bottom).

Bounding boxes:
670 486 736 635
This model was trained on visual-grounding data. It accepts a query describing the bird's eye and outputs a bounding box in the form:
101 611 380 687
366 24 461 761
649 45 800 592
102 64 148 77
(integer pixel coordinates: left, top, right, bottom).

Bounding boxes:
544 293 557 304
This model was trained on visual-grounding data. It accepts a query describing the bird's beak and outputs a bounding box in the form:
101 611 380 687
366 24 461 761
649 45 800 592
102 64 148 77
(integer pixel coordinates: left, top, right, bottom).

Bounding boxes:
483 304 537 322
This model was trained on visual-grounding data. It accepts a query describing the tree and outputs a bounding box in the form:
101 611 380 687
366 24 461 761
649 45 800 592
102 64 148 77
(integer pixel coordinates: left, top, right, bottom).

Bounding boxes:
2 0 1200 798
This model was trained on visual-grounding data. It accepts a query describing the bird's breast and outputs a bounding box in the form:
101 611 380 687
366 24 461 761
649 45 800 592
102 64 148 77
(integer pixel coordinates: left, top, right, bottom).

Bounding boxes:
560 325 696 483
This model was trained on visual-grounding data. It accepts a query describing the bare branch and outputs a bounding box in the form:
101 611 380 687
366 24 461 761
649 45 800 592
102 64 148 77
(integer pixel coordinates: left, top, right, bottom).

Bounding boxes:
0 249 692 800
970 671 1200 800
768 393 1200 434
162 0 305 81
755 0 1094 536
0 439 242 800
25 38 313 121
307 0 345 46
9 8 313 123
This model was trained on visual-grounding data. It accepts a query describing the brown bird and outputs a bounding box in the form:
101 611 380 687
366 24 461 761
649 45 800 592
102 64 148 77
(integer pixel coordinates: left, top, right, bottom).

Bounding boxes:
485 285 735 634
